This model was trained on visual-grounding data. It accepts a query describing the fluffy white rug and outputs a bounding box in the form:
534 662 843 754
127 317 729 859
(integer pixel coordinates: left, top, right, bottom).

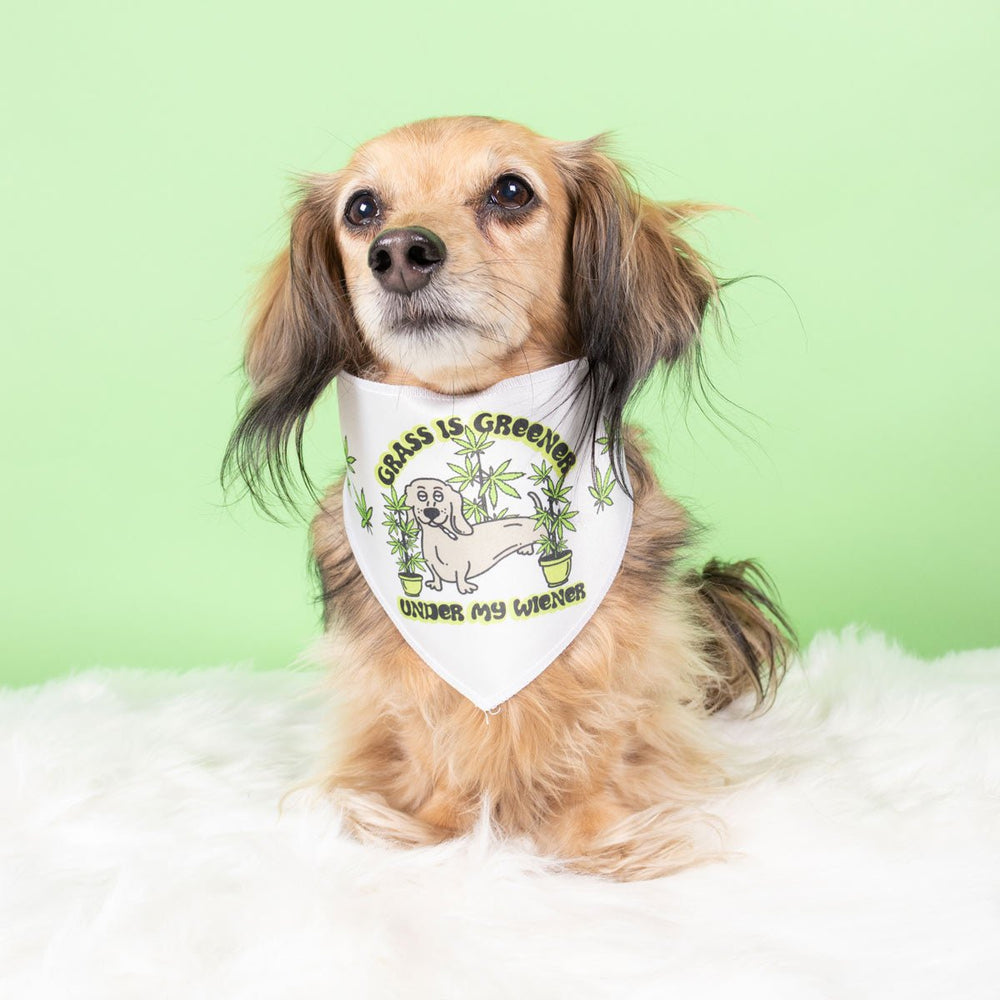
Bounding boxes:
1 628 997 999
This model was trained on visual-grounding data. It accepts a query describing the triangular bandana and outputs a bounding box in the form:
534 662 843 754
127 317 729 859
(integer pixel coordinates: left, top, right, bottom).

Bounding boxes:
337 360 633 711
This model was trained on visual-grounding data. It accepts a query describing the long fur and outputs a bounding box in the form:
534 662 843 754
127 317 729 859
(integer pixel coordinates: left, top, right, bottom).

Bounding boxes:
223 115 796 879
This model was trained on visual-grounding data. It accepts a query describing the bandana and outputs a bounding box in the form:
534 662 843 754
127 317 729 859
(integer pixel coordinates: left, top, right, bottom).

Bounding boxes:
336 360 633 712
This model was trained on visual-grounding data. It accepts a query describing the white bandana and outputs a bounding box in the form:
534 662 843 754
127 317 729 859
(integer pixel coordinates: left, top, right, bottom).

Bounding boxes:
336 360 633 712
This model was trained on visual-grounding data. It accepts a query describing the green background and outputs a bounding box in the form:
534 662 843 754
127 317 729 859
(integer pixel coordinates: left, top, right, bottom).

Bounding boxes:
2 1 997 686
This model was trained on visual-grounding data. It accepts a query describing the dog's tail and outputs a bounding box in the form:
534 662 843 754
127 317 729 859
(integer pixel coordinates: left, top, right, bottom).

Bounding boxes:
685 558 796 714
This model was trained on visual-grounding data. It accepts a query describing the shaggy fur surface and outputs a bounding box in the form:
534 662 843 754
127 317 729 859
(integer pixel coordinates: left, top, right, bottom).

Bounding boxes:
2 628 997 998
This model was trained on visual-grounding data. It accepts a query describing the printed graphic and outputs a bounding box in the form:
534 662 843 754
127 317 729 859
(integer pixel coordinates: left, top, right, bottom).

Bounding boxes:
588 419 617 513
528 462 578 587
404 478 540 594
365 408 626 608
445 423 519 523
372 416 598 596
381 484 427 596
343 435 373 533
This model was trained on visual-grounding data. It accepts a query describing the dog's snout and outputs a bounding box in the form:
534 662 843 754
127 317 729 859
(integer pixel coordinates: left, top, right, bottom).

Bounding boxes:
368 227 447 295
423 507 440 520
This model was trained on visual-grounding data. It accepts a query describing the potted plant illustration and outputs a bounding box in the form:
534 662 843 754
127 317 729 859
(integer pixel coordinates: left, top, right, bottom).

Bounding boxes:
381 485 426 596
528 462 578 588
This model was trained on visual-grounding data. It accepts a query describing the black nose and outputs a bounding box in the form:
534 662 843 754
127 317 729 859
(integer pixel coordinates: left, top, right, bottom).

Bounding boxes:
423 507 440 520
368 227 446 295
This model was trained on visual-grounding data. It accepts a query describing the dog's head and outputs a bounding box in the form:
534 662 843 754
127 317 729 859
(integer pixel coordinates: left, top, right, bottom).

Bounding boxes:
404 478 472 537
225 115 719 508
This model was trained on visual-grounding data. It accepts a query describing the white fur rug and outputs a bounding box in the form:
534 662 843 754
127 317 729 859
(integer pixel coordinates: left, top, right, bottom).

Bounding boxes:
2 629 998 999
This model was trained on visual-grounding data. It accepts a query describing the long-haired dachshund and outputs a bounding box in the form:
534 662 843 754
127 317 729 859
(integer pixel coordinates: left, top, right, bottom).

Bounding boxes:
224 115 794 880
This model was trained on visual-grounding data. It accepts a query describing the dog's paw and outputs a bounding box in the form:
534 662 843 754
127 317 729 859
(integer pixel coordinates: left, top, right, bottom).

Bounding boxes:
542 803 728 882
517 544 535 555
425 577 443 591
456 580 478 594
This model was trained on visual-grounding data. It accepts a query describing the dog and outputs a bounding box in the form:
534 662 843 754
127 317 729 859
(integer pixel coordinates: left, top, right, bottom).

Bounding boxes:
224 115 794 880
403 478 540 594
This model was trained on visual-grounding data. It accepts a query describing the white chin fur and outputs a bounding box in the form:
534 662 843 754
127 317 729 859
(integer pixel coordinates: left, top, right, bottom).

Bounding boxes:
356 302 517 391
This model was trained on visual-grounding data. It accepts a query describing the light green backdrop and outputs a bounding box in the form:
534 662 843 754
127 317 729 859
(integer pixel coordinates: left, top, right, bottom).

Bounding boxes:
2 1 997 686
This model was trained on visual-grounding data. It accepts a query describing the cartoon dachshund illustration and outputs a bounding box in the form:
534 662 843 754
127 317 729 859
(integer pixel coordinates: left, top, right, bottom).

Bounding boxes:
404 478 542 594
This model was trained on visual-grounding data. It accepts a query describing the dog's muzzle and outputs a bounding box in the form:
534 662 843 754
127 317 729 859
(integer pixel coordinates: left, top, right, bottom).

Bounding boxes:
423 507 441 521
368 227 447 296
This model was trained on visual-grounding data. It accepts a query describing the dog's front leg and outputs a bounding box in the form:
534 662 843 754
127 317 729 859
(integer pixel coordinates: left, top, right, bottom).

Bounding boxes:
455 562 477 594
425 561 444 591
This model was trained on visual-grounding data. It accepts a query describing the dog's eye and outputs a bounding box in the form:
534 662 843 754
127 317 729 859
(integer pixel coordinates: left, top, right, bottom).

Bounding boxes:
344 191 380 227
490 174 534 210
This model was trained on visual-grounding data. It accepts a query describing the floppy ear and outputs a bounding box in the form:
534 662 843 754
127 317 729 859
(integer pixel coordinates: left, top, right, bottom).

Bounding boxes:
553 136 721 487
447 493 474 537
403 482 418 513
223 176 369 511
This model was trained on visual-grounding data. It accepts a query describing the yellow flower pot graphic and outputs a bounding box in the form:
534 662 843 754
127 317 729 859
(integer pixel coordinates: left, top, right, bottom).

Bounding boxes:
528 465 579 589
538 550 573 588
399 573 424 597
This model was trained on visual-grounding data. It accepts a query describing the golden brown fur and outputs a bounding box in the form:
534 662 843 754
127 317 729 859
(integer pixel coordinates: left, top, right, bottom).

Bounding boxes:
224 115 795 880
